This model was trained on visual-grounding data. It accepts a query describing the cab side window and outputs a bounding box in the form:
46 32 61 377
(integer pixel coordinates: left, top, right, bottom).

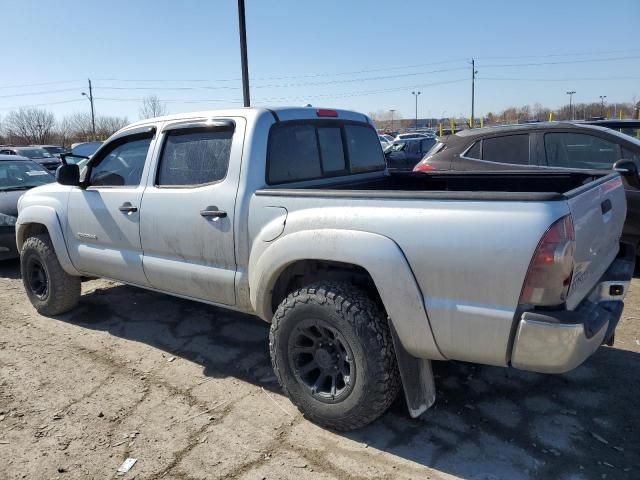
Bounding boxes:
90 137 152 187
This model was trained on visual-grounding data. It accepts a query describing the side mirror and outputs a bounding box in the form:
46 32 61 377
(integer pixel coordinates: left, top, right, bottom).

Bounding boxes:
56 164 80 186
613 159 640 188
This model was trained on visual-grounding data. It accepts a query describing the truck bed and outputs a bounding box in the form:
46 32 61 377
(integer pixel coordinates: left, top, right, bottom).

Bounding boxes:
257 171 607 201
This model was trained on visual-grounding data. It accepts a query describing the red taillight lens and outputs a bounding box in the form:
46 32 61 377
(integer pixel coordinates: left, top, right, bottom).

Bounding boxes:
413 163 434 172
520 215 575 306
316 109 338 117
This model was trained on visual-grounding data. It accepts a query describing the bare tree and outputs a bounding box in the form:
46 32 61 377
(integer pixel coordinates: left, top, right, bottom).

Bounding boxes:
139 95 168 119
368 110 403 130
4 107 55 144
96 115 129 138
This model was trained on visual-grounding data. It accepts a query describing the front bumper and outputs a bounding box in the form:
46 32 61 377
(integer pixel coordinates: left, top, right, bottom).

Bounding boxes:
0 225 18 260
511 243 634 374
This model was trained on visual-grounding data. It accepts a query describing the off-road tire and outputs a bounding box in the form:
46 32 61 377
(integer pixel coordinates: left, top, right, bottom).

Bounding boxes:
269 281 400 431
21 234 81 315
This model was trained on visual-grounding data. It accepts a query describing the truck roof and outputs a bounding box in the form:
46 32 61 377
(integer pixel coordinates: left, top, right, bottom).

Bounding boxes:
122 106 371 132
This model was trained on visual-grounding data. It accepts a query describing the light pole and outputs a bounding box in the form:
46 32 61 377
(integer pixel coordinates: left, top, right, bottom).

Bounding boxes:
470 58 477 128
389 109 395 132
81 78 95 140
411 91 421 130
237 0 250 107
599 95 607 117
566 91 576 120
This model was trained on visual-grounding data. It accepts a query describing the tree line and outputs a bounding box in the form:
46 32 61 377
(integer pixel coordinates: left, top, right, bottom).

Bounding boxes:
0 95 169 147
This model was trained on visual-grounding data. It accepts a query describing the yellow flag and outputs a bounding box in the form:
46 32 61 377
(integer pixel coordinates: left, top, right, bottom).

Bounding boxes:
480 117 484 128
439 123 443 137
549 111 554 122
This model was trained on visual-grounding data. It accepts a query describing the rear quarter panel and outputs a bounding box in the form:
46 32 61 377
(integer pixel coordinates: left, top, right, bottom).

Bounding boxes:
249 193 570 366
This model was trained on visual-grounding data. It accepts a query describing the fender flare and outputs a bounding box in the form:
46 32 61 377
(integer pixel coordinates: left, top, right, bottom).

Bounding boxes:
16 205 80 276
249 229 444 360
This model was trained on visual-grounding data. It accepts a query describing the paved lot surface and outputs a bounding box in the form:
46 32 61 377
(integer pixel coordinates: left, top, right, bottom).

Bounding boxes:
0 258 638 480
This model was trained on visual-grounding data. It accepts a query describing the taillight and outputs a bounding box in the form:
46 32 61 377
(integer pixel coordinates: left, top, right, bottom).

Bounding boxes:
414 163 434 172
519 215 575 307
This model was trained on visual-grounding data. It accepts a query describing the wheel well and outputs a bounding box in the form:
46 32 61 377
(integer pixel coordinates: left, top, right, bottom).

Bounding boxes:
18 223 48 248
271 260 384 314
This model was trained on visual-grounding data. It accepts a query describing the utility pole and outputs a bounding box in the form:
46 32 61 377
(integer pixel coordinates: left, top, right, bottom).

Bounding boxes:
566 91 576 120
599 95 607 117
470 58 477 128
389 109 395 131
237 0 251 107
81 79 96 140
411 91 421 130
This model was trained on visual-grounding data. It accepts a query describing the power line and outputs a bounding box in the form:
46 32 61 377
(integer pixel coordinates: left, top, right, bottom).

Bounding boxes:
475 48 640 60
0 80 83 90
478 76 640 82
0 87 82 99
0 98 85 111
481 55 640 68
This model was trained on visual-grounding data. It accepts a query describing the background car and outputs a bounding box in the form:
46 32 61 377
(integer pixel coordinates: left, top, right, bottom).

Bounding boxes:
0 146 61 171
413 122 640 247
582 119 640 140
70 141 103 157
394 132 430 141
385 136 437 171
378 134 393 149
32 145 66 158
0 154 54 260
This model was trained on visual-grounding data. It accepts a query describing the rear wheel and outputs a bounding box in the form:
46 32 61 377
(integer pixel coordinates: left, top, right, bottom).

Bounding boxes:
269 282 400 431
21 234 80 315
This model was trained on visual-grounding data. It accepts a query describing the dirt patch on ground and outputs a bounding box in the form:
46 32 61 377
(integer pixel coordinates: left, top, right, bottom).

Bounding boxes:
0 258 638 479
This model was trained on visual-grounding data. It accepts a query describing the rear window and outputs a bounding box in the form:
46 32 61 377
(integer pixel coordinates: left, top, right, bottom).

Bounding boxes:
267 121 384 184
464 141 481 159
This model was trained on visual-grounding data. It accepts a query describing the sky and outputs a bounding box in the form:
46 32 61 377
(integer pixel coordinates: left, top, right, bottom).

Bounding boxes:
1 0 639 123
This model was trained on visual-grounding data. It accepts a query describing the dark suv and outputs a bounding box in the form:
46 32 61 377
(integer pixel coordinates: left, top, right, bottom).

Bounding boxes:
0 146 62 171
413 122 640 246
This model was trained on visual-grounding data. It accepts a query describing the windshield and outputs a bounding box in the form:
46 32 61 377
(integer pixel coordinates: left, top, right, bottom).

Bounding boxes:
0 161 53 190
15 148 54 159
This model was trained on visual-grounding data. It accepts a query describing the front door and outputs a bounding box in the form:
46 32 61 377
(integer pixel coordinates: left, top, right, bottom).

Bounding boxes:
139 118 244 306
66 130 155 285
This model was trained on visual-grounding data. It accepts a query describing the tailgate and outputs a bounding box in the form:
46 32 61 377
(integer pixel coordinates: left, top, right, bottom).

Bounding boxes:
565 173 627 310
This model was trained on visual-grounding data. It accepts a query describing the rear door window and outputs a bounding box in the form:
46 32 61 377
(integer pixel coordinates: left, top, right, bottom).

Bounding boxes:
157 129 232 186
544 132 621 169
482 134 529 165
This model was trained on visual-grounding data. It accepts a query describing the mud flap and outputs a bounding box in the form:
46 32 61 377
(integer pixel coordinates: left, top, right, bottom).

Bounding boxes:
389 319 436 418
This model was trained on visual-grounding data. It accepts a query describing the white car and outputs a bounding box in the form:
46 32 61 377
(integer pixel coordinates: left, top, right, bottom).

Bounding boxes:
394 132 430 141
378 134 393 148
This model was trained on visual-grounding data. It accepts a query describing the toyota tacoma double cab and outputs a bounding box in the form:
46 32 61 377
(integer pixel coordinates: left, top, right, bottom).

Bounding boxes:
16 107 634 430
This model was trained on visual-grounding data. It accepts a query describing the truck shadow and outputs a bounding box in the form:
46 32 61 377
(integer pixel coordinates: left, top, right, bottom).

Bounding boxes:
50 281 640 480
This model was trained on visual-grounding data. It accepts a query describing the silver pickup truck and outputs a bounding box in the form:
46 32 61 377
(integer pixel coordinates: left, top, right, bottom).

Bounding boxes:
16 107 634 431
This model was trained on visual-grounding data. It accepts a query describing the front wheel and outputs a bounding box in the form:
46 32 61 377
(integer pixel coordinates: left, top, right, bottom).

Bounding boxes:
21 234 81 315
269 282 400 431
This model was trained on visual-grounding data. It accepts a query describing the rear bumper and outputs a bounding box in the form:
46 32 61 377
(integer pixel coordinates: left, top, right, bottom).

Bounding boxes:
511 243 634 374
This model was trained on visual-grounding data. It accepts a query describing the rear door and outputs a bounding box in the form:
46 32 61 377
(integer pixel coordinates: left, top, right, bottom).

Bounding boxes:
565 174 627 309
139 118 244 306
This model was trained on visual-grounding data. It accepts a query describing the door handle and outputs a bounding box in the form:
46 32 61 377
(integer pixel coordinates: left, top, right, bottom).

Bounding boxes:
601 199 612 215
200 207 227 219
119 202 138 213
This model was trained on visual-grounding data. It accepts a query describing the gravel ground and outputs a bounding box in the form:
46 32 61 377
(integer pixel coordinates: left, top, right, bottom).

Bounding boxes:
0 258 638 480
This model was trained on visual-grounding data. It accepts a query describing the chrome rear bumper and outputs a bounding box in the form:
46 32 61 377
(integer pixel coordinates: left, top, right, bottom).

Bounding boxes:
511 243 634 374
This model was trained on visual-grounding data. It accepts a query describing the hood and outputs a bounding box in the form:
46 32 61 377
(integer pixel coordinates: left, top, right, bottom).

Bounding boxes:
0 190 26 217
